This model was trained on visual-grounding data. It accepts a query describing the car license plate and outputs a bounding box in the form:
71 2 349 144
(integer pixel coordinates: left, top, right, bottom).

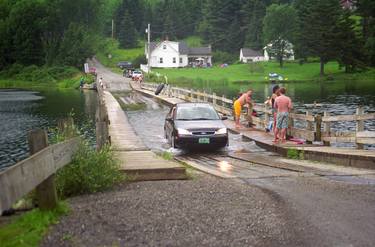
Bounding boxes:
198 138 210 144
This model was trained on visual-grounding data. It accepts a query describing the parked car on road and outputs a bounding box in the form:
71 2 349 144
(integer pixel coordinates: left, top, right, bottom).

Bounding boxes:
117 61 133 69
164 103 228 149
132 70 143 81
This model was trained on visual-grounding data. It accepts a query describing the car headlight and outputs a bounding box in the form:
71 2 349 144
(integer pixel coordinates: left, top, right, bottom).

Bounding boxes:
177 128 191 135
215 128 227 135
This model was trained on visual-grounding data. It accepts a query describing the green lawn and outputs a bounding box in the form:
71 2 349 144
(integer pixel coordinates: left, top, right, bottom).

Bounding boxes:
153 61 353 83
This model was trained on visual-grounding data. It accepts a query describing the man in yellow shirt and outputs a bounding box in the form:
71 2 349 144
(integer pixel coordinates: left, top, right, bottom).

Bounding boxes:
233 90 253 129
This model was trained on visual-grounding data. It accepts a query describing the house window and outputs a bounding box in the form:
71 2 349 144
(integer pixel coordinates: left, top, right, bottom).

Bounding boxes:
173 57 176 63
179 57 183 63
163 45 167 49
159 57 163 64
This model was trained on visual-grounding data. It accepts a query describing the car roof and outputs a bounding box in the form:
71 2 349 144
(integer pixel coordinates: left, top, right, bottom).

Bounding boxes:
175 102 213 108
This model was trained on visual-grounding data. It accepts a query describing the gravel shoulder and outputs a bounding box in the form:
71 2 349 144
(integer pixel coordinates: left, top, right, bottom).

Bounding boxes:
42 171 304 247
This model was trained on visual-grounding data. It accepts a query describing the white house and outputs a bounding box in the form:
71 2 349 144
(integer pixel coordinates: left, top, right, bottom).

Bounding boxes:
239 48 266 63
145 40 212 68
263 39 295 61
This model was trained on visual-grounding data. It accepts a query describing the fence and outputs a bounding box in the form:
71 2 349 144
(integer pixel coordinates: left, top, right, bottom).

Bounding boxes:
140 82 375 149
0 129 79 213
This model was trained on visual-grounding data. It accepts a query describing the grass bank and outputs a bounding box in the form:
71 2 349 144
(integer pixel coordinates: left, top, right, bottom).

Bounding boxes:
153 61 375 84
96 38 145 73
0 202 69 247
0 64 94 89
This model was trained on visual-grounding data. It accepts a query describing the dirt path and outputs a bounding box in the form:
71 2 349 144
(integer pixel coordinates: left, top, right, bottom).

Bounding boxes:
42 172 304 247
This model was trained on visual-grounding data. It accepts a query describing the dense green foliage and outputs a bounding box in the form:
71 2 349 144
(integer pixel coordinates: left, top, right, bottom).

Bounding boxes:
0 0 105 70
1 0 374 76
0 202 69 247
56 142 124 198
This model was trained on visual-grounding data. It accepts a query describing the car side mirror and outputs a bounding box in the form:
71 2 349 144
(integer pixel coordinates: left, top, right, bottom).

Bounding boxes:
221 116 228 120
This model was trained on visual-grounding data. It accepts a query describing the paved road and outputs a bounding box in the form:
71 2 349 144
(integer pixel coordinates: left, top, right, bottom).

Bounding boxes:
87 60 375 246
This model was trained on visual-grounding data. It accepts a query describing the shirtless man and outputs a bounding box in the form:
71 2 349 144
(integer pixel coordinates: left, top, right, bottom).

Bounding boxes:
233 90 253 129
274 87 292 143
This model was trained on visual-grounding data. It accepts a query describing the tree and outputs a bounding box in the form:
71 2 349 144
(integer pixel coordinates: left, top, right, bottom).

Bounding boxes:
263 4 297 67
356 0 375 66
118 10 138 48
242 0 266 50
7 0 47 65
57 23 94 67
296 0 342 76
337 9 365 72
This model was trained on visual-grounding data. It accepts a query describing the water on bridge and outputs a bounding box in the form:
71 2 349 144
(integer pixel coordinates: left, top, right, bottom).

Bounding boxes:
0 89 97 171
126 93 266 155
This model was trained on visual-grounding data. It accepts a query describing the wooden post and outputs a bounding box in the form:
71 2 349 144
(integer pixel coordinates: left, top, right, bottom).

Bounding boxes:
212 93 217 106
28 130 58 210
247 103 253 127
286 110 294 138
264 105 270 130
356 106 364 149
315 114 322 142
323 111 330 146
306 111 313 144
203 91 207 102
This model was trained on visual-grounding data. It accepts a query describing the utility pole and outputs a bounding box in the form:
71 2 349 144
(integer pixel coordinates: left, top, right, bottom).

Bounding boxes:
111 19 114 39
147 23 151 73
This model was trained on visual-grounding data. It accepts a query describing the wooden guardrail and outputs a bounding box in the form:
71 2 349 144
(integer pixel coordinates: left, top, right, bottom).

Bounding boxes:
0 130 79 213
96 81 110 150
140 83 375 149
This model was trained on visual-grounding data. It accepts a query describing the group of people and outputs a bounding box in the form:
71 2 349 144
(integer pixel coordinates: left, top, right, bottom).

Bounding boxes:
233 85 293 144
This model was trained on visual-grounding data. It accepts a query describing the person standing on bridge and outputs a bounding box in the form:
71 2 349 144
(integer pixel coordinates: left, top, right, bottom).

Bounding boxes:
233 90 253 129
274 87 292 143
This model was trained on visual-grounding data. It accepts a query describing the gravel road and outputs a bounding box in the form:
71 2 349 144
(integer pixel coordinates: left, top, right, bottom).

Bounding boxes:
42 172 304 247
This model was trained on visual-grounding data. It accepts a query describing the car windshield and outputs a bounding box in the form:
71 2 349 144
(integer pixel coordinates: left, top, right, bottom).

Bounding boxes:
176 105 220 120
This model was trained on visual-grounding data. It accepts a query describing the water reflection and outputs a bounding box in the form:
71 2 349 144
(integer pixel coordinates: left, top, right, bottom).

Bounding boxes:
0 89 97 170
218 160 233 172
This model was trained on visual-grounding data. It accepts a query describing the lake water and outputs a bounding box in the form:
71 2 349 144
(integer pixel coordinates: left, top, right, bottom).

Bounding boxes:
0 88 97 171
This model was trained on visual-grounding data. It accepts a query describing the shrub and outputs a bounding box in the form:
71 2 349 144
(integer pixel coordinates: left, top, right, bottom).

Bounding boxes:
56 142 124 198
287 148 304 160
213 51 238 64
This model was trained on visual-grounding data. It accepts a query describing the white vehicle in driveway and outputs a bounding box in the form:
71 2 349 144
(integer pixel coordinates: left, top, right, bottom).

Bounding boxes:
132 70 143 81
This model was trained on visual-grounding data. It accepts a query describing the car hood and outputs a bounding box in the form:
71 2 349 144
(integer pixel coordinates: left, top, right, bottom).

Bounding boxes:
175 120 226 131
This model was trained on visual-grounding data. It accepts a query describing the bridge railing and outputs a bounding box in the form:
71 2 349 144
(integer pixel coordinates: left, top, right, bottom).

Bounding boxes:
0 130 79 213
140 82 375 149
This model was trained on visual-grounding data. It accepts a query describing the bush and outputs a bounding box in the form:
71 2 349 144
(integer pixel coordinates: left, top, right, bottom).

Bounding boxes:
56 142 124 198
213 51 238 64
